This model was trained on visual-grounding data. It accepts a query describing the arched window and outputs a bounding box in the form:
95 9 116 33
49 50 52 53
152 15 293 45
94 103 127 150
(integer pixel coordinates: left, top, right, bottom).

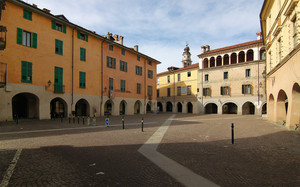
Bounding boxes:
203 58 208 68
238 51 245 63
231 53 237 64
246 49 254 61
210 57 215 67
223 54 229 65
216 56 222 66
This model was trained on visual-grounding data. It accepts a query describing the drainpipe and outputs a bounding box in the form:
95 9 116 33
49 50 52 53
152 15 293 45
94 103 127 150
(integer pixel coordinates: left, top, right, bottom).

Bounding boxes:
71 28 75 112
100 40 104 116
257 50 260 114
144 59 146 113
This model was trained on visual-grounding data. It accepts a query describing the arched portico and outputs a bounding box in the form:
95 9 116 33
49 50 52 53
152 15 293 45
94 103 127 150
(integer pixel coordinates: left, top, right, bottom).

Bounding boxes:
242 101 255 115
120 100 127 115
134 100 142 114
222 102 238 114
75 99 90 116
205 103 218 114
166 102 173 112
187 102 193 113
50 97 67 118
177 102 182 113
276 90 288 124
104 100 114 116
12 92 39 119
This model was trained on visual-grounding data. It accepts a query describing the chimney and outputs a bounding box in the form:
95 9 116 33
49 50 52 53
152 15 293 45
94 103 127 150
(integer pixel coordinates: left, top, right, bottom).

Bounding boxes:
256 32 262 40
113 34 119 41
43 8 50 13
134 45 138 52
201 46 206 53
32 4 37 8
119 36 124 45
206 45 210 52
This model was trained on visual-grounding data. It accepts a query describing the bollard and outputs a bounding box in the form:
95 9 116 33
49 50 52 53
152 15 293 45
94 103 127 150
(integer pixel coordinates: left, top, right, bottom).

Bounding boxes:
92 117 96 126
87 117 91 126
105 116 109 127
141 117 144 132
231 123 234 144
122 116 125 129
83 116 85 125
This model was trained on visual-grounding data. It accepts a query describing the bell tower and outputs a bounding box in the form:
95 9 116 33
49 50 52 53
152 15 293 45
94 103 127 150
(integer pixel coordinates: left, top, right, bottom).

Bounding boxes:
182 43 192 67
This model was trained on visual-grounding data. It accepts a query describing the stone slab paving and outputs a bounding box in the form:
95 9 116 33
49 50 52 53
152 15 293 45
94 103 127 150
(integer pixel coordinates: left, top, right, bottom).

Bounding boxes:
157 114 300 186
0 113 299 186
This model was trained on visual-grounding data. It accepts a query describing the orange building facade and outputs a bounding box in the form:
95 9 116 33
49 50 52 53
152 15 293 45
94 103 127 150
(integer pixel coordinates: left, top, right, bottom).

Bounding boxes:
0 0 159 121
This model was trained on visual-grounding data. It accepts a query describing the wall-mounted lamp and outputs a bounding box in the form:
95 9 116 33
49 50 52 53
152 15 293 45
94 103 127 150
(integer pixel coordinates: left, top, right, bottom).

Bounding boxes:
104 87 107 92
45 80 52 89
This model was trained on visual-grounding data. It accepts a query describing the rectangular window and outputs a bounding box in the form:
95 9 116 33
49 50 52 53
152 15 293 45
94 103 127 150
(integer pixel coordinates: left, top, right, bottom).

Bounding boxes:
177 86 181 96
148 86 153 97
148 60 152 66
224 72 228 80
79 71 86 88
148 70 153 79
54 67 63 93
17 28 37 48
178 73 181 81
203 88 211 96
109 77 114 91
120 61 127 72
77 30 88 42
52 20 66 33
137 83 141 94
187 72 191 77
107 56 116 69
80 47 86 61
167 88 171 97
21 61 32 83
245 69 251 77
109 44 113 51
242 84 252 94
220 86 230 95
23 9 32 21
137 55 140 61
167 75 170 83
205 74 209 82
136 66 142 75
55 39 63 55
187 85 192 95
121 48 125 55
121 80 126 92
157 89 160 97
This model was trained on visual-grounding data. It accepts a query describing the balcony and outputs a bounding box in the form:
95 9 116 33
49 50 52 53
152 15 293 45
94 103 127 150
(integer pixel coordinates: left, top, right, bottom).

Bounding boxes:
54 84 65 93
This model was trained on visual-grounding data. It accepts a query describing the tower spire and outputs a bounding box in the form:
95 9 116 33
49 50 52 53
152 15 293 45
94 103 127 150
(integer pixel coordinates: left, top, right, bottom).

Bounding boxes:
182 43 192 67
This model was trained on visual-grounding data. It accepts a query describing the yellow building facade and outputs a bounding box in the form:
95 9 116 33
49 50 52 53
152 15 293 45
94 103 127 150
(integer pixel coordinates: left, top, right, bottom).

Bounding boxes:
198 36 266 115
0 0 159 121
260 0 300 129
157 45 199 114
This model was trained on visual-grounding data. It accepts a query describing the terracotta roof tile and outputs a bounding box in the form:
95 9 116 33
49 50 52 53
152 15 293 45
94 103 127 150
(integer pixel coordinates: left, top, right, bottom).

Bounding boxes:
157 63 199 76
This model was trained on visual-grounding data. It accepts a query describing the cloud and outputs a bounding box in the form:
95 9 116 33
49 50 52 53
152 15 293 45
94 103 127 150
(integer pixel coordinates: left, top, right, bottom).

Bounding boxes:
28 0 264 73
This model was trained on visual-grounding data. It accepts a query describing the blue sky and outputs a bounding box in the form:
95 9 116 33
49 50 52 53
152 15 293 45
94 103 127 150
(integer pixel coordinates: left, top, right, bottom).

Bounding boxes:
27 0 264 73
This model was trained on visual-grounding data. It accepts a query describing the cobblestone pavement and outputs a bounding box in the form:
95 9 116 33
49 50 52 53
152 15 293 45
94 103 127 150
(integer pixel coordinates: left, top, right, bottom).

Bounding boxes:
0 113 299 186
157 114 300 186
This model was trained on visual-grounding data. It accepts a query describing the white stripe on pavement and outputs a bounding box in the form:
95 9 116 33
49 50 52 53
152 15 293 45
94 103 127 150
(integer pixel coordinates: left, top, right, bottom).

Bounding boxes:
138 114 220 187
0 149 22 187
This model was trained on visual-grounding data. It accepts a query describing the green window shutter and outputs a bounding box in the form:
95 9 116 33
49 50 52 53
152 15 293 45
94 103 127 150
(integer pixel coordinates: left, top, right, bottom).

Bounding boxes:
28 11 32 21
17 28 23 45
63 24 66 33
27 62 32 83
113 58 116 69
242 85 245 94
80 48 86 61
80 72 86 88
52 20 56 29
125 62 127 72
77 30 80 39
32 32 37 48
21 61 26 82
85 35 88 42
220 87 223 95
60 40 63 55
203 88 206 96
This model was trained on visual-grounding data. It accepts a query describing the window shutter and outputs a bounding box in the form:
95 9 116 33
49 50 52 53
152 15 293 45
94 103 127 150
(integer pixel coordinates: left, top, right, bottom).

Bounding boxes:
83 72 86 88
250 85 253 94
28 62 32 83
208 88 211 96
220 87 223 95
28 11 32 21
63 24 66 33
113 58 116 69
77 30 80 39
17 28 23 45
125 62 127 72
60 40 63 55
85 35 88 42
32 32 37 48
203 88 206 96
107 56 109 67
52 20 56 29
21 61 26 82
242 85 245 94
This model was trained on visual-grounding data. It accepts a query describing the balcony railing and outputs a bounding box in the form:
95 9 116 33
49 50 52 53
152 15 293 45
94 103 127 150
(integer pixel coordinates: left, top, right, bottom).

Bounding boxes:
54 84 65 93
